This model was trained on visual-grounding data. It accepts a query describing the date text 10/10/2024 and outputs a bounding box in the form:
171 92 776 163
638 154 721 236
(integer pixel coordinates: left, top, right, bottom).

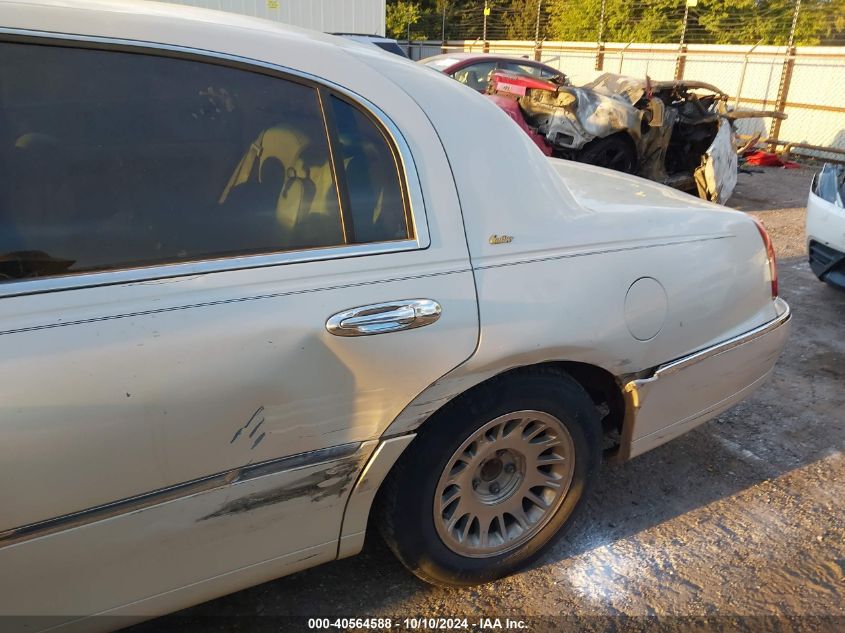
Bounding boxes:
307 617 529 630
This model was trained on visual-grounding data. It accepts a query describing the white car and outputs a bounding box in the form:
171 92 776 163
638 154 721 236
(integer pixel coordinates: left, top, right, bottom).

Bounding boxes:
0 1 789 629
807 163 845 289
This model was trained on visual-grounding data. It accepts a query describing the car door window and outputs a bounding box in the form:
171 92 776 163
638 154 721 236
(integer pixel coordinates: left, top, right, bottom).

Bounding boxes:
0 42 410 284
330 96 410 244
451 62 497 91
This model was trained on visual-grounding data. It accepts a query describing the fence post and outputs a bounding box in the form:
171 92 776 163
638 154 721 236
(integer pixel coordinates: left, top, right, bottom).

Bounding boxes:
769 46 796 148
534 39 543 62
482 0 489 53
674 44 687 80
595 43 605 71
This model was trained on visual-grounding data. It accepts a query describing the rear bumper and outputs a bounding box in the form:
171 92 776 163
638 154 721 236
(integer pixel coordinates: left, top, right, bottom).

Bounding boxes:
616 298 791 461
809 241 845 289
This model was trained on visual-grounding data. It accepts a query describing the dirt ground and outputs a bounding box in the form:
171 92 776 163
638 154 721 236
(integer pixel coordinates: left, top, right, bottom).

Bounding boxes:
135 167 844 632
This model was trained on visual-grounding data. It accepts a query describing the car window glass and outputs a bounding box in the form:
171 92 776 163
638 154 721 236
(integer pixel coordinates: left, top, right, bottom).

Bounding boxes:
424 57 461 71
501 61 543 77
330 96 410 244
374 42 408 57
0 42 350 282
451 62 497 91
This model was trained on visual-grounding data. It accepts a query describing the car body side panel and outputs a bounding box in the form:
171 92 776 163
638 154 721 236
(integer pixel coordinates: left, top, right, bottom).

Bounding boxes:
0 268 478 532
0 442 375 630
369 51 782 448
385 236 780 439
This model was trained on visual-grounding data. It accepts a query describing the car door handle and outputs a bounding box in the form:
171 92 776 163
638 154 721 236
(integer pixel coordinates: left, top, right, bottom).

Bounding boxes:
326 299 442 337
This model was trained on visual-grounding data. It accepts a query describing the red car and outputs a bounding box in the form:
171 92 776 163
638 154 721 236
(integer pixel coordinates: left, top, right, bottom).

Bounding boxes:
420 52 567 93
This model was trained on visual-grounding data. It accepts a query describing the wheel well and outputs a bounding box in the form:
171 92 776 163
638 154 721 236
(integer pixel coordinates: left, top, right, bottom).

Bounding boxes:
580 131 639 173
413 361 626 454
366 361 626 539
521 361 625 437
609 130 639 162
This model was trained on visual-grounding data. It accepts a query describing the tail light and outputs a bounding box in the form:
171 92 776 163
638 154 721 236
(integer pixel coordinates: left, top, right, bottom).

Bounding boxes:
752 218 778 298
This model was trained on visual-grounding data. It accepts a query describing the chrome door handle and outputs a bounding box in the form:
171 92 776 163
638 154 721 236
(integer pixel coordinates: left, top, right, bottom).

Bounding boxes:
326 299 441 337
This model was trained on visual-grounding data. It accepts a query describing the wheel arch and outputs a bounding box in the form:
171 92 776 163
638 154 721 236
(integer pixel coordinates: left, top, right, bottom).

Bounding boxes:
579 130 639 172
386 360 627 443
336 359 628 559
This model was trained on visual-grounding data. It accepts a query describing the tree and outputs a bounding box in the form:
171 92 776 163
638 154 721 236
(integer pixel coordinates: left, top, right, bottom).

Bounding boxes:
547 0 681 43
503 0 549 40
389 0 845 45
694 0 837 45
386 1 422 39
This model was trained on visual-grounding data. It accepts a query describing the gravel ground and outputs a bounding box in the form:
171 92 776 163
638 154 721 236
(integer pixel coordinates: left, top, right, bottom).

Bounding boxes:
135 167 844 632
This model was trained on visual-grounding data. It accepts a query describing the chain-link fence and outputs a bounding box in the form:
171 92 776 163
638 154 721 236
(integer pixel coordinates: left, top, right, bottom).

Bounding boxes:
411 40 845 158
399 0 844 46
400 39 845 160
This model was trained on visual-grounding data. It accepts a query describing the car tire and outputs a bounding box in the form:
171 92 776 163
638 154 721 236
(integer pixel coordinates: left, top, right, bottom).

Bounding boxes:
578 134 637 174
375 368 602 587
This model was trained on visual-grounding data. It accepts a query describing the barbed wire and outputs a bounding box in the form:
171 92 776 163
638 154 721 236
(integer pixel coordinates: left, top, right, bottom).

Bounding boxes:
402 0 842 46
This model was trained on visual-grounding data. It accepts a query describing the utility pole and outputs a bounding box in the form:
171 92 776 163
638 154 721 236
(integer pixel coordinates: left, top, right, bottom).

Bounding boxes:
442 1 447 45
770 0 801 146
787 0 801 47
679 2 690 47
534 0 543 61
675 0 695 80
482 0 489 52
595 0 606 70
597 0 606 43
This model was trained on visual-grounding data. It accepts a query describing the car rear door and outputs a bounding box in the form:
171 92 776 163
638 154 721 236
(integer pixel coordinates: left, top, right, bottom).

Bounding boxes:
0 37 477 620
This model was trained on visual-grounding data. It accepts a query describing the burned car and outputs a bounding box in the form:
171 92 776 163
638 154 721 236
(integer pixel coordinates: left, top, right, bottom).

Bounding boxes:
486 71 785 203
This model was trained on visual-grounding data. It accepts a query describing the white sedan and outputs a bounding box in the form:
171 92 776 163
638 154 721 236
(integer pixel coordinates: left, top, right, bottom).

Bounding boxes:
807 163 845 289
0 0 789 629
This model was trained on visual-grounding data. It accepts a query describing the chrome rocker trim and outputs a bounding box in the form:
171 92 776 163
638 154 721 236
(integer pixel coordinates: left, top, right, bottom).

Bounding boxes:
0 443 361 549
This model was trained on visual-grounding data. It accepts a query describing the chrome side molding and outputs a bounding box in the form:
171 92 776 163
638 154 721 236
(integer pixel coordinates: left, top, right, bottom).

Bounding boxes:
654 301 791 378
0 443 361 549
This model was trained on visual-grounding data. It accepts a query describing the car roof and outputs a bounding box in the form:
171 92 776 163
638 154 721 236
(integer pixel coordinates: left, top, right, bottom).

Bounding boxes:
422 52 543 64
420 52 562 76
332 33 398 43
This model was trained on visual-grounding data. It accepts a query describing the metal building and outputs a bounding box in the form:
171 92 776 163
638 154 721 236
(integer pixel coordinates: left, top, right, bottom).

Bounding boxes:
162 0 386 36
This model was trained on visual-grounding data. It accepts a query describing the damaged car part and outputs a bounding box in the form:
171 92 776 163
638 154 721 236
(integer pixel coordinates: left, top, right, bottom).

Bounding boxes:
487 71 786 203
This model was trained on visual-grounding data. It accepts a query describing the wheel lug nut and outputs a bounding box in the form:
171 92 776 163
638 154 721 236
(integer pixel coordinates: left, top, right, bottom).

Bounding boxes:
489 482 500 494
504 463 516 474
